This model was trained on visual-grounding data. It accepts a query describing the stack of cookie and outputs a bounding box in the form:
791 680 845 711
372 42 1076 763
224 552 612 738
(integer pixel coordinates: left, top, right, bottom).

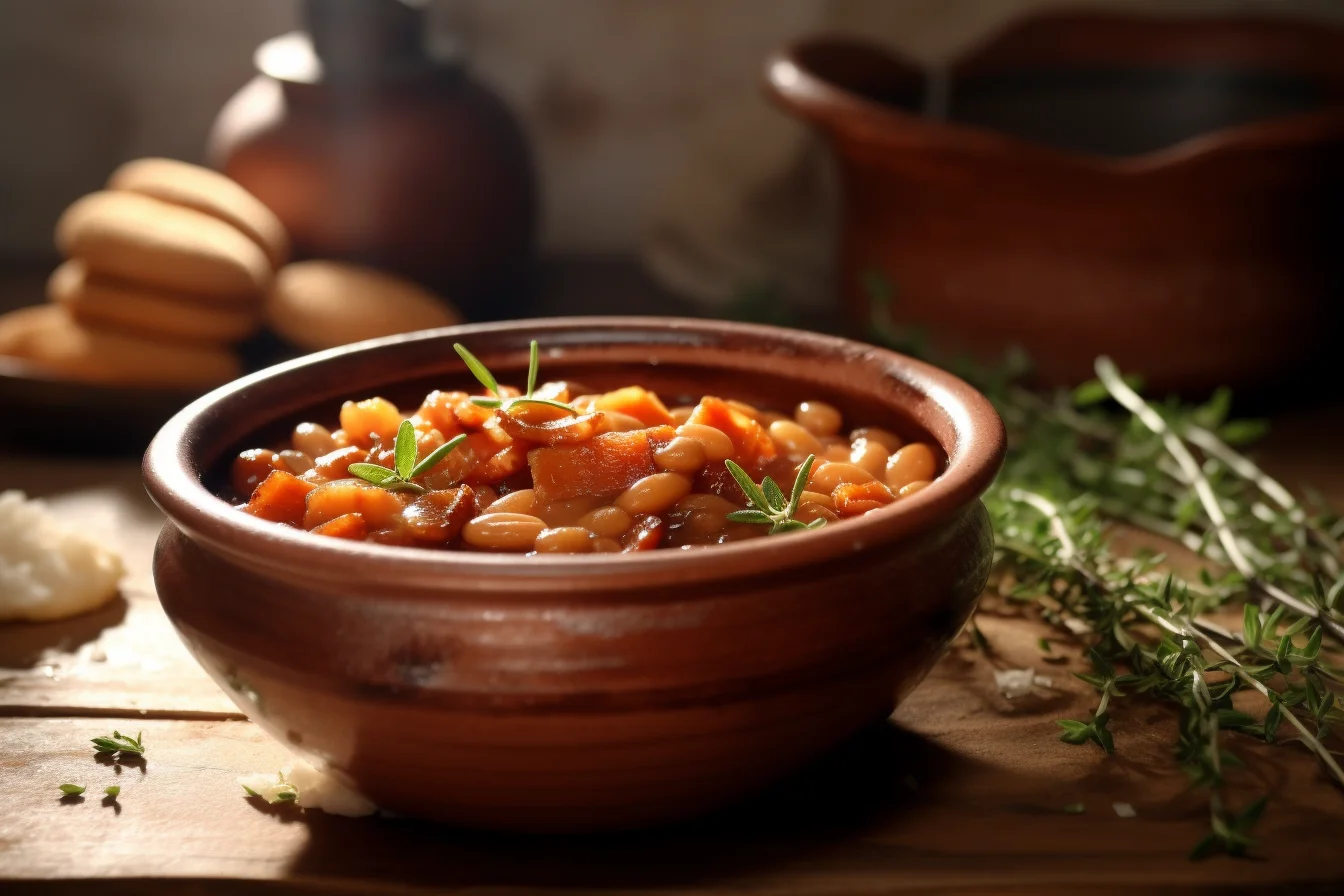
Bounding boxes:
0 159 288 387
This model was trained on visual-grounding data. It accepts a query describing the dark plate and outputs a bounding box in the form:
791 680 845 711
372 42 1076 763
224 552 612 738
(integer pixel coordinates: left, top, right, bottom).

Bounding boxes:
0 331 296 457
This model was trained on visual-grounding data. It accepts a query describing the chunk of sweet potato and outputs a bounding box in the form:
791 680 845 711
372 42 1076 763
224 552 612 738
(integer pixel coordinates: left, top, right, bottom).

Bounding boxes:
310 512 368 540
528 430 658 502
243 470 317 525
420 429 509 488
303 479 406 530
595 386 675 427
685 397 776 469
401 486 475 544
832 481 895 517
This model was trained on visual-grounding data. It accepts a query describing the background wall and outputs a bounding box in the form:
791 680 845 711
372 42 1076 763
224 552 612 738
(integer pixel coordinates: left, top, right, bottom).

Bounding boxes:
2 0 1343 262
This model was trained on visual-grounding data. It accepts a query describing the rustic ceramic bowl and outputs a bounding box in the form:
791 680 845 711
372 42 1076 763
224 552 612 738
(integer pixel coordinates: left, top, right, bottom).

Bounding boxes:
143 318 1004 832
766 12 1344 392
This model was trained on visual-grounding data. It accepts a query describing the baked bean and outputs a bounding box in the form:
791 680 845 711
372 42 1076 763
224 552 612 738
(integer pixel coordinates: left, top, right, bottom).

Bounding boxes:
599 411 647 433
798 490 835 511
653 436 707 473
533 495 604 527
675 423 734 462
311 446 367 481
338 397 402 448
534 526 596 554
472 486 499 515
669 405 695 425
615 473 692 515
577 505 633 537
462 513 547 551
231 448 281 494
850 426 903 452
849 438 889 479
768 419 823 459
795 503 840 525
292 422 337 458
886 443 938 491
824 443 852 462
807 461 875 493
591 536 623 553
487 488 536 515
794 400 842 437
898 480 931 498
278 449 315 475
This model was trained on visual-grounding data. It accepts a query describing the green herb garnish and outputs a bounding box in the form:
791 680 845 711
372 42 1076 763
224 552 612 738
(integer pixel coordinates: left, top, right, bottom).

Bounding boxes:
59 784 86 795
454 340 578 415
862 271 1344 860
348 419 467 494
91 730 144 756
104 785 120 798
723 455 825 535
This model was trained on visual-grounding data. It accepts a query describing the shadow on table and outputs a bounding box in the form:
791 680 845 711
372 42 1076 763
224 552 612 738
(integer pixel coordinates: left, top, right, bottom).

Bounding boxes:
284 719 948 891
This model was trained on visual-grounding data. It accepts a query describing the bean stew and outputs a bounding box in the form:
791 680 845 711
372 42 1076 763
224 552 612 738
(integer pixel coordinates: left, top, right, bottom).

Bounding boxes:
225 341 943 553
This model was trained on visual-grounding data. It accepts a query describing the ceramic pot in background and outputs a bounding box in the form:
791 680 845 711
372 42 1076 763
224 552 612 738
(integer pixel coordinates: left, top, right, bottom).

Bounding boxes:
209 0 537 321
767 13 1344 392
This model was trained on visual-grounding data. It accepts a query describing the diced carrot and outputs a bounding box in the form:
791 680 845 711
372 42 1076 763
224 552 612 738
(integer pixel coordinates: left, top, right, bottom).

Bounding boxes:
622 514 666 551
453 396 494 429
304 479 406 529
243 470 317 525
832 481 895 517
401 486 475 543
311 446 368 481
311 512 368 540
420 429 509 488
415 390 467 437
496 409 604 446
528 430 657 502
595 386 675 427
686 397 776 468
644 424 678 452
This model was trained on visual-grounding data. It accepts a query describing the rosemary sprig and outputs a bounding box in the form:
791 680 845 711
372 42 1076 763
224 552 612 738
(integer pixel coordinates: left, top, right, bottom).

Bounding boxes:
91 730 144 756
348 419 466 494
454 340 578 415
724 455 826 534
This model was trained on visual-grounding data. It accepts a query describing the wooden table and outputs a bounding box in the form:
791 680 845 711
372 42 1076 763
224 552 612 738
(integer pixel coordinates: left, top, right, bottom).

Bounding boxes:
2 267 1343 893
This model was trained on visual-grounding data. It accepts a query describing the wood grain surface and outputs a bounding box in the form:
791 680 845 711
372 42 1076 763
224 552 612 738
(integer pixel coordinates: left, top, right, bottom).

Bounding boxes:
2 265 1343 892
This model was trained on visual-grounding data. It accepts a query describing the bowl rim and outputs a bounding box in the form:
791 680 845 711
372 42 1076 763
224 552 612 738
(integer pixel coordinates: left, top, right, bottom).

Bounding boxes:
143 317 1005 595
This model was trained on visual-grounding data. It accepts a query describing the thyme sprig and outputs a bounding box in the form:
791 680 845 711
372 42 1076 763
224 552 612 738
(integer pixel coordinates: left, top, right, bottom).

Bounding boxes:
91 730 144 756
348 420 466 494
455 340 578 415
724 455 826 534
862 282 1343 860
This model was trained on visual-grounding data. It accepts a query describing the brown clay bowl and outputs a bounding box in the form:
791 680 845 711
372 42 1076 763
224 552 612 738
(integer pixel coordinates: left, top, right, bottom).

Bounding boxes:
766 12 1344 392
142 317 1004 832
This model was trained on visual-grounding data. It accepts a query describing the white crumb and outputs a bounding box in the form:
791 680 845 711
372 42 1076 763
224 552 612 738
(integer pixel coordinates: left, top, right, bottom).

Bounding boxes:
0 490 124 622
1113 802 1137 818
239 759 376 817
994 667 1054 699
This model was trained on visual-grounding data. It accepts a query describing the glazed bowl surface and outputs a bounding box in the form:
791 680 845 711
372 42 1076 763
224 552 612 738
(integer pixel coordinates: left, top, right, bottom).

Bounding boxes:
143 317 1004 832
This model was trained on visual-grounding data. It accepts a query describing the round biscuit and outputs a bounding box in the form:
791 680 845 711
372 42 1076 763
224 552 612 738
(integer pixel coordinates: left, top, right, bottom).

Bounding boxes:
56 191 271 303
3 304 240 387
48 260 261 345
108 157 289 267
266 261 461 352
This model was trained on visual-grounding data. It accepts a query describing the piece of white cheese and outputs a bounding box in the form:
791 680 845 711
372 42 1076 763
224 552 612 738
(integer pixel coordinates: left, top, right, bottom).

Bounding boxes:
0 490 124 622
238 759 376 817
994 667 1053 700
